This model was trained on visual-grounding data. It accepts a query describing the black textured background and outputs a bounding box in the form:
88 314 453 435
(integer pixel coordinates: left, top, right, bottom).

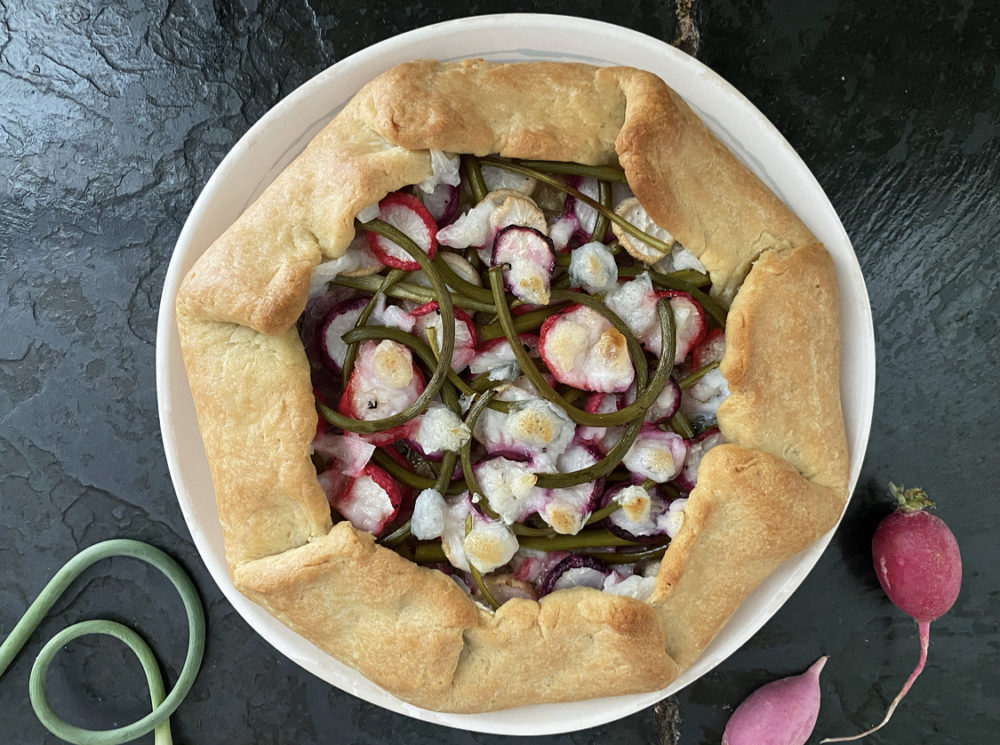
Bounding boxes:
2 1 998 743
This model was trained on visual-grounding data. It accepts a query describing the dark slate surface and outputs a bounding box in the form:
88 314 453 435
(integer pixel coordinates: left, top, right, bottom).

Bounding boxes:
1 1 997 743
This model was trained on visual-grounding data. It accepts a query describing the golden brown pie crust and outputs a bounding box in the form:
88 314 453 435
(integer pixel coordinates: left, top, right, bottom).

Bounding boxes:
175 59 849 712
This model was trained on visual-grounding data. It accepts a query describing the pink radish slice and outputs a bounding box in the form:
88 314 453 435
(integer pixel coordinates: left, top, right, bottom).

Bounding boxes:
491 225 555 305
822 485 961 743
659 290 707 364
411 301 477 372
539 305 635 393
576 391 625 450
723 656 827 745
673 427 724 491
327 463 402 536
317 297 368 373
338 340 425 422
422 182 460 226
622 425 688 483
365 191 438 270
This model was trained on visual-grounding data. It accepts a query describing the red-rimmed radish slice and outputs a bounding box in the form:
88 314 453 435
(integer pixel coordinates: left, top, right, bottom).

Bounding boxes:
622 425 689 483
365 191 438 270
659 290 707 364
692 327 726 369
491 225 555 305
411 301 477 372
674 428 724 492
317 297 368 373
539 305 635 393
468 334 539 379
421 182 460 227
327 463 402 536
644 378 682 425
338 340 425 422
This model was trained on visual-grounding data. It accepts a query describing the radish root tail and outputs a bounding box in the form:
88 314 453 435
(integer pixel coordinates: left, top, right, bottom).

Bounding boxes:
821 619 931 743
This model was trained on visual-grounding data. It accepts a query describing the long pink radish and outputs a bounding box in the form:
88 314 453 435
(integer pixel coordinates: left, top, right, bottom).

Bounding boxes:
722 656 828 745
822 483 961 742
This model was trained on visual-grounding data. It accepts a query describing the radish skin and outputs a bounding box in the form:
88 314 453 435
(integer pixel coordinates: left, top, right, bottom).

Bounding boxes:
821 484 961 743
722 656 827 745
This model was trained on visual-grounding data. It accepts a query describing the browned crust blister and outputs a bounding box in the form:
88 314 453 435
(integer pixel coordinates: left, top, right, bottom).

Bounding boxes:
175 59 849 712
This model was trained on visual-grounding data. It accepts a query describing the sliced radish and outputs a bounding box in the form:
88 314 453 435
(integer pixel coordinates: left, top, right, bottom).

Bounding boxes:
604 273 663 354
481 164 536 194
491 225 555 305
468 334 540 379
474 455 542 524
675 428 724 491
502 398 576 459
644 379 681 425
568 241 618 294
317 297 367 373
602 483 671 541
659 290 707 364
547 215 577 252
540 554 611 596
576 391 625 453
338 340 425 421
413 402 471 457
421 182 460 227
622 425 689 483
312 433 375 477
327 463 402 536
611 196 674 263
365 191 438 270
563 176 602 243
411 301 477 372
539 442 604 535
680 365 730 424
692 327 726 369
539 305 635 393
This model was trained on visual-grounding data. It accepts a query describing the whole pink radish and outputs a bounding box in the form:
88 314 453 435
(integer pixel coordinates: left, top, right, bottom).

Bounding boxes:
722 656 827 745
822 483 961 742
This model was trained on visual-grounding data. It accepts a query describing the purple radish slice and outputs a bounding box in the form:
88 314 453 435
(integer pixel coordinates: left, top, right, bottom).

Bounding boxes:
600 483 671 543
365 191 438 270
821 485 961 743
723 656 827 745
317 296 368 373
491 225 555 305
411 301 477 372
539 305 635 393
540 554 612 596
576 391 625 451
644 378 681 425
622 425 688 483
511 550 569 585
422 182 460 226
674 427 723 491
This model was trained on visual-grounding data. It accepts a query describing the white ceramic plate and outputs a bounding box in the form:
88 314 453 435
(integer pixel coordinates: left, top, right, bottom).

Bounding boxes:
156 13 875 736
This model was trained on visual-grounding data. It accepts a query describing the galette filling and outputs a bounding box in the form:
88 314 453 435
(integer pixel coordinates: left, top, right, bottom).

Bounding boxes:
302 152 730 609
